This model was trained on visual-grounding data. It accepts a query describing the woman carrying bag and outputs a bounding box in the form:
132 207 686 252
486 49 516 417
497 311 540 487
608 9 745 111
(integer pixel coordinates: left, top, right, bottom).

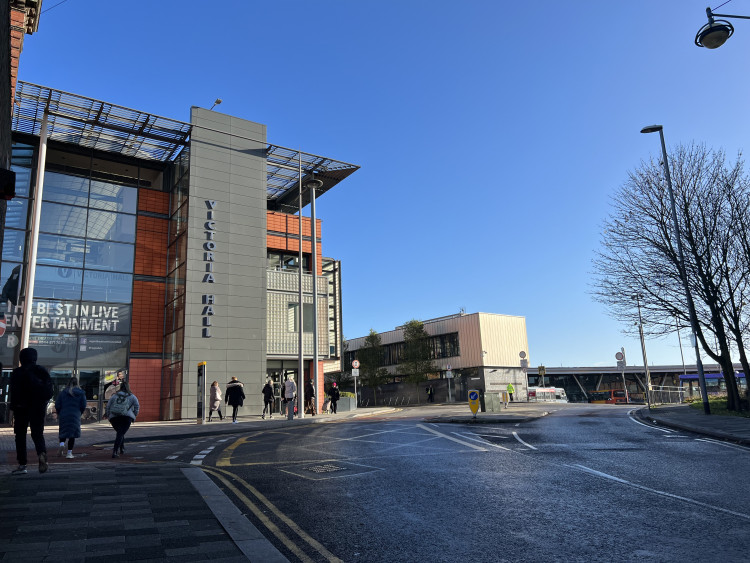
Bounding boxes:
105 380 139 458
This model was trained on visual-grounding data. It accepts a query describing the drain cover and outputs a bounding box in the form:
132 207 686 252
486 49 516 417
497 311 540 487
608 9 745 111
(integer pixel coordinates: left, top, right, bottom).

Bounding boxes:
306 464 346 474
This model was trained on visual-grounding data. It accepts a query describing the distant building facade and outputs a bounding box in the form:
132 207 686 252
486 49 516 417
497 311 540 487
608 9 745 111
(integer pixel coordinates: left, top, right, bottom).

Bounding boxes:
346 311 530 402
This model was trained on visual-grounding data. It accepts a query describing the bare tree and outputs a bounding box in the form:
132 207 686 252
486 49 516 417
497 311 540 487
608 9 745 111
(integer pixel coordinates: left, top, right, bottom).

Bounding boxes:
593 143 749 410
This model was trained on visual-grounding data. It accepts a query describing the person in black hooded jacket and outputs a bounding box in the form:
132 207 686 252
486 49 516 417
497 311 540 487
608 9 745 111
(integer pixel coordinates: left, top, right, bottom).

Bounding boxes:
225 377 245 424
9 347 53 475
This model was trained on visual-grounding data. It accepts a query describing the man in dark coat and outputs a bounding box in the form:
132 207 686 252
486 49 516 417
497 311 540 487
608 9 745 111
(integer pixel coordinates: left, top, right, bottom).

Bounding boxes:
225 376 245 424
9 347 53 474
330 382 341 414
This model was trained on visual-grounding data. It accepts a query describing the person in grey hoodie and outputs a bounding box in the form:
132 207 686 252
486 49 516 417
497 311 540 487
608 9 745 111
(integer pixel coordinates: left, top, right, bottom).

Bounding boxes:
105 380 140 458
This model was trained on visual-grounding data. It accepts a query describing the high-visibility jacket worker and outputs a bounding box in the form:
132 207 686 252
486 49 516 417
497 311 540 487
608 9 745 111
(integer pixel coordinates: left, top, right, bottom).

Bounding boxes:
507 383 515 402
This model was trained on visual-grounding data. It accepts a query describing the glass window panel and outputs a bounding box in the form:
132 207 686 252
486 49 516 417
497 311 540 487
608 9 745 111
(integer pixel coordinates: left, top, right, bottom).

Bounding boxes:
0 262 23 306
28 333 77 370
4 197 28 229
42 171 90 206
287 303 314 332
77 370 101 401
170 173 189 216
41 202 88 238
89 180 137 214
76 335 130 368
2 230 26 262
11 164 31 198
170 203 188 243
167 232 187 275
37 234 85 268
86 209 135 242
84 240 134 272
33 265 83 300
82 271 132 303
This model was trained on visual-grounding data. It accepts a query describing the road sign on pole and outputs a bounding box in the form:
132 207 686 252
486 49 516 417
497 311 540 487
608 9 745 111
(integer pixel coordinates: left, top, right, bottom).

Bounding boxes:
352 360 360 369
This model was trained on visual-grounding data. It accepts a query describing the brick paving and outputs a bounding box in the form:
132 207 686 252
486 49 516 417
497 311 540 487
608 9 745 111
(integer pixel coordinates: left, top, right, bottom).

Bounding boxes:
0 464 249 562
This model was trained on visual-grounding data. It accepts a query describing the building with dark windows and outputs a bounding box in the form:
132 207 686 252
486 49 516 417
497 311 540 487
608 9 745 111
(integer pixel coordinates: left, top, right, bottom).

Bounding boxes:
345 311 530 402
0 82 357 422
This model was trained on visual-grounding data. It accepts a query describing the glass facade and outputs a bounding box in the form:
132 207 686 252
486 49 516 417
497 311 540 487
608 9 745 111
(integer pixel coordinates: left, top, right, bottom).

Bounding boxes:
161 147 190 420
0 140 144 421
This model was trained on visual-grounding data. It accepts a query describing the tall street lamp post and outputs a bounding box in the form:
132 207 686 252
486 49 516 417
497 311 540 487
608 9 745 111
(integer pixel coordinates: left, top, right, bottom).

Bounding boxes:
640 125 710 414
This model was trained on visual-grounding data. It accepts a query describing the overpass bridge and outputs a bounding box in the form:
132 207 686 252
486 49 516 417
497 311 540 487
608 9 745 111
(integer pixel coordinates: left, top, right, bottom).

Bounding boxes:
526 363 745 403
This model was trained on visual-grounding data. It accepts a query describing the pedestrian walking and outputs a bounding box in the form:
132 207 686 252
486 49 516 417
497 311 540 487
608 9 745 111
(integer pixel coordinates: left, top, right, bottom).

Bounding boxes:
507 382 515 402
225 376 245 424
208 381 224 421
55 377 87 459
262 379 274 419
284 374 296 420
304 379 316 416
330 382 340 414
105 380 139 459
426 385 435 403
9 347 53 475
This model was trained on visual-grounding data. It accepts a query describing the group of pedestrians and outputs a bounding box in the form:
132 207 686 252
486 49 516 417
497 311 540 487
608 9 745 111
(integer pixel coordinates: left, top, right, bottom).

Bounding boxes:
10 347 345 475
10 347 141 474
207 377 245 423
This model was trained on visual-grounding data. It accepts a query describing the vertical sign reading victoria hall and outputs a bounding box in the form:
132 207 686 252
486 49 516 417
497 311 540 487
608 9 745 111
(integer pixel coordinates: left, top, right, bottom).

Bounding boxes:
202 200 217 337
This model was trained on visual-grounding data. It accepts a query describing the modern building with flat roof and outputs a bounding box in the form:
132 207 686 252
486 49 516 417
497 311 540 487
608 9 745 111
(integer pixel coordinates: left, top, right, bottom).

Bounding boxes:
345 311 531 402
0 82 357 422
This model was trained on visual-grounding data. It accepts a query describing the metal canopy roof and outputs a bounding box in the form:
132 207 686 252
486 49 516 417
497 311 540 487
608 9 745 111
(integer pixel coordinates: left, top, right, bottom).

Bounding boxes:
13 82 359 208
265 145 359 214
13 82 192 162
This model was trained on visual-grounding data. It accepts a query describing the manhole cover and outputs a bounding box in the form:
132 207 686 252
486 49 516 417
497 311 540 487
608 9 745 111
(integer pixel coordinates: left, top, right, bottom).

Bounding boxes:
306 464 346 474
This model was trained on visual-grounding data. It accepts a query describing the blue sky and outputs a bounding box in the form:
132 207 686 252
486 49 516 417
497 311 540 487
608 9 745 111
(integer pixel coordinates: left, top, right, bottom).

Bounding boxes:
19 0 750 368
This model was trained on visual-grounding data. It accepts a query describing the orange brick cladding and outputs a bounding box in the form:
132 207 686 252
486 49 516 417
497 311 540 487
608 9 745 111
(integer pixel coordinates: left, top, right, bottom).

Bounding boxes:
267 211 323 275
135 215 168 277
131 281 164 354
129 189 168 421
128 359 162 421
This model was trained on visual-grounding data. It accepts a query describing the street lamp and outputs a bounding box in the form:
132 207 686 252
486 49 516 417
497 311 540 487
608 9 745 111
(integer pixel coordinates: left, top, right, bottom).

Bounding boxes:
633 294 652 409
640 125 711 414
695 7 750 49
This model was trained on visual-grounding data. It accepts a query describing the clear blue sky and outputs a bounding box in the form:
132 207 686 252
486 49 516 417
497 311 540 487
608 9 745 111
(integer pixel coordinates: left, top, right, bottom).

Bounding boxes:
19 0 750 368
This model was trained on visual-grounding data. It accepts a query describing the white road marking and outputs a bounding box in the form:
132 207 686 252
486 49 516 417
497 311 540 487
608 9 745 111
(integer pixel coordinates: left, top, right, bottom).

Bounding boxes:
193 455 207 459
416 424 487 451
512 432 537 450
571 464 750 520
166 455 178 460
452 432 512 451
628 412 673 432
696 438 750 452
190 460 203 465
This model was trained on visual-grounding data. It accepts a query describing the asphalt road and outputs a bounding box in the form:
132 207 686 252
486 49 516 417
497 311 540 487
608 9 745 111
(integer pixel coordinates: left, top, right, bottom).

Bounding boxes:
165 404 750 562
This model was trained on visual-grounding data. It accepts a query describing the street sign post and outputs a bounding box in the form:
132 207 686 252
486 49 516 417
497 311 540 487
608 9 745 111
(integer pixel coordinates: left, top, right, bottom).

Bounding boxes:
197 362 206 424
468 390 480 418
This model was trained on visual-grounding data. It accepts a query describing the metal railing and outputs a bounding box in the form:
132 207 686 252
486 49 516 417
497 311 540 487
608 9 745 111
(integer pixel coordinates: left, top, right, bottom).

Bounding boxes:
648 386 685 405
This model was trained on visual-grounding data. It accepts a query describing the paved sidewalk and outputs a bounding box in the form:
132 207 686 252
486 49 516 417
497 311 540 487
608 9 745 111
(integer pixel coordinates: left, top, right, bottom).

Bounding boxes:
637 404 750 445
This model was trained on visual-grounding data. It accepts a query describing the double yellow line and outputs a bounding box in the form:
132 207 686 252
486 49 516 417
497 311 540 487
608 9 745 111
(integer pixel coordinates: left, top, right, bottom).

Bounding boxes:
204 453 342 562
